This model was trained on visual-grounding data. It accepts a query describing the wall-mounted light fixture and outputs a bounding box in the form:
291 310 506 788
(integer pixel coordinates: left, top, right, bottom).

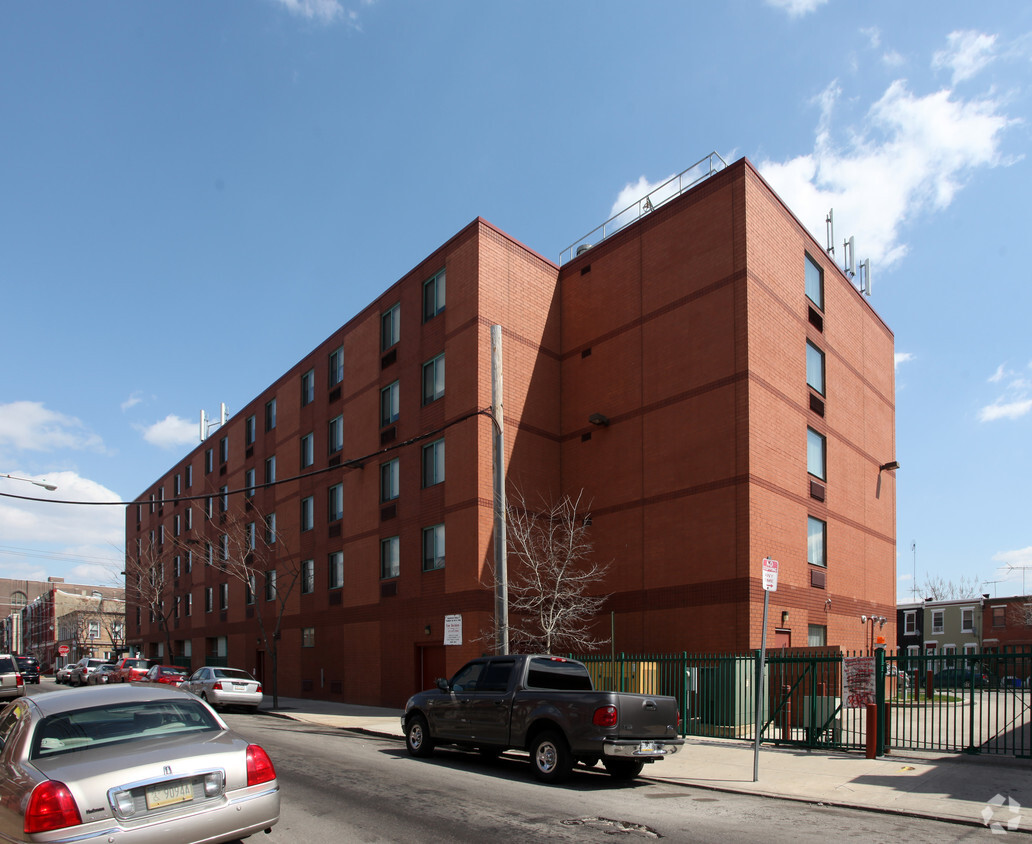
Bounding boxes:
878 460 900 473
424 625 431 636
781 611 789 626
588 413 609 427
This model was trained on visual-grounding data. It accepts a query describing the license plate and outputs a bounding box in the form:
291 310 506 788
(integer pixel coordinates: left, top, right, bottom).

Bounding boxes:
639 741 657 752
145 781 193 810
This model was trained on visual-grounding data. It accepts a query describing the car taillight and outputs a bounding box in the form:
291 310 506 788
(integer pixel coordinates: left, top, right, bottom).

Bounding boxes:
256 684 262 694
16 674 23 687
246 745 276 786
593 705 619 727
24 781 82 834
213 681 223 691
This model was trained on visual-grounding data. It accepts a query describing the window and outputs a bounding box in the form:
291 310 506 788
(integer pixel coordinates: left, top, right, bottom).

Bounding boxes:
301 559 314 594
265 455 276 485
88 621 100 639
246 574 255 605
185 550 193 573
219 583 228 611
381 458 400 502
174 514 181 537
265 398 277 432
205 496 213 518
805 253 823 309
423 524 445 571
265 570 277 601
206 542 214 567
380 381 399 426
381 536 400 579
904 611 917 635
993 606 1006 627
246 521 255 550
185 464 193 488
301 496 314 531
219 485 228 512
245 468 256 499
807 428 826 480
265 512 277 544
422 354 445 405
301 433 314 468
302 627 315 648
329 415 344 454
807 516 826 567
329 551 344 589
185 507 193 531
808 625 827 647
422 438 445 487
381 303 400 351
932 610 945 634
205 587 213 613
328 483 343 522
205 449 214 474
219 435 229 465
301 369 315 406
423 268 446 321
245 415 256 447
806 341 825 395
329 346 344 386
174 473 181 496
964 642 977 655
961 607 974 633
173 555 181 577
220 534 229 561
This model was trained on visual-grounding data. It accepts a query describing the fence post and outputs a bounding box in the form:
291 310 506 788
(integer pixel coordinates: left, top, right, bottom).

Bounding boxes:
865 704 877 758
875 647 886 756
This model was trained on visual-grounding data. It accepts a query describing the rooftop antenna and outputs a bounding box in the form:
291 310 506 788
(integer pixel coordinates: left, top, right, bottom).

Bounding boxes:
843 236 855 277
199 402 229 442
825 209 835 255
859 258 872 296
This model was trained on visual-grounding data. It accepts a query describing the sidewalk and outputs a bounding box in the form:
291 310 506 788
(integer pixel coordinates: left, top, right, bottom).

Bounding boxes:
260 696 1032 832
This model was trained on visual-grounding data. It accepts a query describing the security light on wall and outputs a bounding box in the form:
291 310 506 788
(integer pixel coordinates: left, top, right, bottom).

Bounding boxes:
879 460 900 473
588 413 610 427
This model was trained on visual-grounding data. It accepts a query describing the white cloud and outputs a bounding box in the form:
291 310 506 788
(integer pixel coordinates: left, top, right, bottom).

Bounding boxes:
0 401 105 455
0 471 124 552
933 30 997 85
979 360 1032 422
758 43 1016 271
979 398 1032 423
121 392 144 412
270 0 347 24
989 363 1008 383
138 415 198 449
894 352 914 370
608 174 677 225
765 0 828 17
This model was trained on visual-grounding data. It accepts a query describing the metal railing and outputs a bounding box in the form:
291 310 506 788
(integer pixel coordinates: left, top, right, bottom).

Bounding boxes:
572 648 1032 758
558 152 728 265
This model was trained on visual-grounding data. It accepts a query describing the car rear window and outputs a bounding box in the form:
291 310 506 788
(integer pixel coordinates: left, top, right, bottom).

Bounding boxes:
31 699 221 760
0 657 15 674
525 658 593 691
213 669 255 681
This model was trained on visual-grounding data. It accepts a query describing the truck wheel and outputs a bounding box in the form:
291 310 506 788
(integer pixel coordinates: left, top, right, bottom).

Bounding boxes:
530 731 573 783
604 758 645 781
406 714 435 758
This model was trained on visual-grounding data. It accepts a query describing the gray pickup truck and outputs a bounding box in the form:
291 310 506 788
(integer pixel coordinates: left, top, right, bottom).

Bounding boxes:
402 654 683 783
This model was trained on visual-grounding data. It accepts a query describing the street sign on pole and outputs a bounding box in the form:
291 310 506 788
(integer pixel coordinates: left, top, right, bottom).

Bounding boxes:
58 645 69 656
762 556 779 591
754 556 778 781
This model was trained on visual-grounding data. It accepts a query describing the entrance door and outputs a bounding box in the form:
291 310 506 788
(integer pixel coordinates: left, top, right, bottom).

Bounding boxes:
774 629 791 649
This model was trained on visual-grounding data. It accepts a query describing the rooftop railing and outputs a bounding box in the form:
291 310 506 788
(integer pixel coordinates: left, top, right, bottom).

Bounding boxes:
559 151 728 265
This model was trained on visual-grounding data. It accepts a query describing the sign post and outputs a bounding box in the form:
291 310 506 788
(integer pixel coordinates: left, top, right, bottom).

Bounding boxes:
753 556 778 782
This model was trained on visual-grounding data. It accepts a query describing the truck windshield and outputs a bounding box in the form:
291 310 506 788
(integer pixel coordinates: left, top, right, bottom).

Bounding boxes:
526 658 592 691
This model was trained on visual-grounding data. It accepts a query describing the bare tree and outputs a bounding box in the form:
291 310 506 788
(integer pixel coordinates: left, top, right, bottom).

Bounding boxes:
921 574 982 601
123 536 176 660
207 499 301 708
504 488 610 654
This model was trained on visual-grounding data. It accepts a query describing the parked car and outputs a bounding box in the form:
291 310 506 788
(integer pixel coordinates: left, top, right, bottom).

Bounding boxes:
111 656 153 683
86 664 117 685
14 655 40 685
998 675 1025 689
180 667 264 713
54 664 75 685
70 658 109 687
931 668 992 689
404 654 684 782
0 654 25 701
0 683 279 842
136 665 188 686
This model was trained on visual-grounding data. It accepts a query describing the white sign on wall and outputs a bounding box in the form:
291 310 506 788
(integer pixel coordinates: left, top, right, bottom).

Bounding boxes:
444 614 462 646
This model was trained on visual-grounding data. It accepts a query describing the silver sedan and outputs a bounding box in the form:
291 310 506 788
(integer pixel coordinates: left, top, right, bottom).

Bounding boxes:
180 666 264 713
0 684 279 843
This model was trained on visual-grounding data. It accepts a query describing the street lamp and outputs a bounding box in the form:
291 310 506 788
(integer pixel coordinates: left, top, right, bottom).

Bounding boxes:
1 473 57 492
860 614 887 652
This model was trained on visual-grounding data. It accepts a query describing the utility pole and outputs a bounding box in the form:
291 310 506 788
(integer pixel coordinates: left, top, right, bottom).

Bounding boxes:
491 325 508 655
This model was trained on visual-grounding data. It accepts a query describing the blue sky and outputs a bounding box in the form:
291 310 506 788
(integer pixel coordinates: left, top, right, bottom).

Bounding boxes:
0 1 1029 602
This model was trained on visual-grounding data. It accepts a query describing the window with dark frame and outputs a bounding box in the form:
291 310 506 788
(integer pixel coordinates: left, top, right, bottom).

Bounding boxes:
329 346 344 387
422 354 444 405
381 303 400 351
423 268 446 322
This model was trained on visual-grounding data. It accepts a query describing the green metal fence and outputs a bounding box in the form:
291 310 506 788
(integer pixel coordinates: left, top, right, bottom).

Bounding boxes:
572 649 1032 758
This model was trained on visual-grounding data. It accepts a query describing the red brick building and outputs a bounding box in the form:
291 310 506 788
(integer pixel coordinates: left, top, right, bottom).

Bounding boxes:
126 157 897 706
